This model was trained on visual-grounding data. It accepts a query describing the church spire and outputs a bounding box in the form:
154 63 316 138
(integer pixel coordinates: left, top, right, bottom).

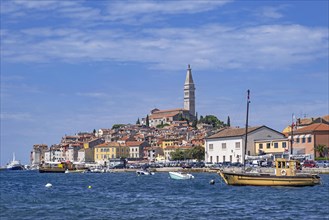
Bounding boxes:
184 64 196 117
185 64 194 85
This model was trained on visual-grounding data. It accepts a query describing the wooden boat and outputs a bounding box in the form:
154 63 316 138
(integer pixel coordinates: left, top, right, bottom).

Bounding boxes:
218 90 320 186
218 158 320 186
39 161 87 173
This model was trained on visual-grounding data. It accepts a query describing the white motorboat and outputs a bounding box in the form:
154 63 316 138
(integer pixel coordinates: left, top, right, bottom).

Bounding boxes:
136 170 155 176
169 171 194 180
6 153 24 170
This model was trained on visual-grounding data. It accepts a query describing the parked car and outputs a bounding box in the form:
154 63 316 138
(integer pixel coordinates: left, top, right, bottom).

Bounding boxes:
316 160 329 168
205 162 214 168
231 162 243 167
303 160 317 168
112 164 125 169
222 162 232 167
181 163 192 169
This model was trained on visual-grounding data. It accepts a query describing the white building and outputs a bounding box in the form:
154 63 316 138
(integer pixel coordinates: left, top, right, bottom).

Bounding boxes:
205 126 285 164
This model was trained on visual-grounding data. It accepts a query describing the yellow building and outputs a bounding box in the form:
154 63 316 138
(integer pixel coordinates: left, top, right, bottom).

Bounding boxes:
94 142 129 164
255 138 290 156
161 138 181 149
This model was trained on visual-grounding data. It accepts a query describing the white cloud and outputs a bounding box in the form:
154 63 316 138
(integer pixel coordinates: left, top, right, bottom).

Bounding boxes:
2 24 327 71
76 92 107 98
259 6 285 19
0 112 34 121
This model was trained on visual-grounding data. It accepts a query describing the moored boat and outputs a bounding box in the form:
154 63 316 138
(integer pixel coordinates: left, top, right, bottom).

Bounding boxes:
218 90 321 187
218 158 320 186
136 169 155 176
6 153 24 170
169 171 194 180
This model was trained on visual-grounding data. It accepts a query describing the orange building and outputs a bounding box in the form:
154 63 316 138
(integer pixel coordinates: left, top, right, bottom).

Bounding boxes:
288 123 329 159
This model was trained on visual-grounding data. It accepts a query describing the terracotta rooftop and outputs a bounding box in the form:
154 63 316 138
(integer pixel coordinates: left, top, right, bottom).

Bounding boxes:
126 141 144 146
207 126 263 139
295 123 329 133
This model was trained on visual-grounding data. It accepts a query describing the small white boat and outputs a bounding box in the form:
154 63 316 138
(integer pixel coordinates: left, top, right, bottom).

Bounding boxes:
136 170 155 176
169 171 194 180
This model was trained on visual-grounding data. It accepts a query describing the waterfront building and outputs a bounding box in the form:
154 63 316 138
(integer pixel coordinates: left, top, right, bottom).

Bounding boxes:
205 126 286 164
144 146 164 162
126 141 149 159
163 146 179 161
287 123 329 159
66 144 82 162
94 142 117 165
282 114 329 134
254 138 289 157
30 144 48 165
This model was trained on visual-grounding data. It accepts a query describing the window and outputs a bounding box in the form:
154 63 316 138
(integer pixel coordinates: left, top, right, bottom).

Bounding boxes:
274 143 278 148
209 144 213 151
230 155 232 162
216 156 219 163
223 156 225 162
302 137 306 143
282 142 287 148
296 138 299 143
266 143 271 149
210 156 213 163
259 144 263 149
222 143 227 150
235 142 240 149
307 137 312 143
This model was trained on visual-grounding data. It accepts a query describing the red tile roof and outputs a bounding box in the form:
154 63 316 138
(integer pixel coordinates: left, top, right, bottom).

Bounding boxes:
207 126 263 139
295 123 329 133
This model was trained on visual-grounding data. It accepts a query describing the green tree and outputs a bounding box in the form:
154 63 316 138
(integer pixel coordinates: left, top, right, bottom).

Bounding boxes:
227 116 231 127
199 115 204 123
136 118 140 125
314 144 329 158
93 129 96 136
192 119 197 129
189 145 205 161
112 124 125 129
170 149 185 160
146 115 150 127
202 115 224 128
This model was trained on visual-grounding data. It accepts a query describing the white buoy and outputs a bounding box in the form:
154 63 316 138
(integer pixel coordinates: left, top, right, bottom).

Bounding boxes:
45 183 52 188
210 179 215 185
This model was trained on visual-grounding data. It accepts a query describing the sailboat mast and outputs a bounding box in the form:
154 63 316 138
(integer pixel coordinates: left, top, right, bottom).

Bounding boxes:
290 114 294 156
243 90 250 170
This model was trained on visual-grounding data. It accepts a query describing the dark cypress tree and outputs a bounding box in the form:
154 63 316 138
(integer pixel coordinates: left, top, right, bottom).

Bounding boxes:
227 116 231 127
136 118 140 125
146 115 150 127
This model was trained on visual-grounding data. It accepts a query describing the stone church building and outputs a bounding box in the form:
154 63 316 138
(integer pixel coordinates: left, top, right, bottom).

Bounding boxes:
142 65 196 127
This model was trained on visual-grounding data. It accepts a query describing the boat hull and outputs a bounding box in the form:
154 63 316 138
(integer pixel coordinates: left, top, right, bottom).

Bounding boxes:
169 172 194 180
6 166 24 171
39 167 66 173
218 171 320 186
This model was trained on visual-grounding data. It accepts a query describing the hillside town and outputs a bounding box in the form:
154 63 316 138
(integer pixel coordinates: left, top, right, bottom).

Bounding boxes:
30 65 329 169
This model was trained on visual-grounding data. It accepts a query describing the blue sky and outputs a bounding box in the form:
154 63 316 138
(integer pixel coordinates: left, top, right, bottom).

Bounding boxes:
1 0 328 165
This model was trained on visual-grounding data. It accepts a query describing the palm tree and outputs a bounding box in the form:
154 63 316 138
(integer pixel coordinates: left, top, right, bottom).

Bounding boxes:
314 144 329 159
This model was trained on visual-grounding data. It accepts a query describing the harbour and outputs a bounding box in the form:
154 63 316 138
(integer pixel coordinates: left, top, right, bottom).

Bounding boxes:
1 171 329 220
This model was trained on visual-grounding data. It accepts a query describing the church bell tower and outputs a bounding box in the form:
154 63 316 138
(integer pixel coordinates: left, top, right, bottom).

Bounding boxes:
184 64 196 117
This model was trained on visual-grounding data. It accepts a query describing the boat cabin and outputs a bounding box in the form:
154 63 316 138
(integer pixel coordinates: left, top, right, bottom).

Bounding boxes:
275 158 301 177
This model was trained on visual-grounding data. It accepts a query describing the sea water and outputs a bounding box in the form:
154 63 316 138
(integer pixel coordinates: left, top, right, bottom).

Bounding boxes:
0 171 328 220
